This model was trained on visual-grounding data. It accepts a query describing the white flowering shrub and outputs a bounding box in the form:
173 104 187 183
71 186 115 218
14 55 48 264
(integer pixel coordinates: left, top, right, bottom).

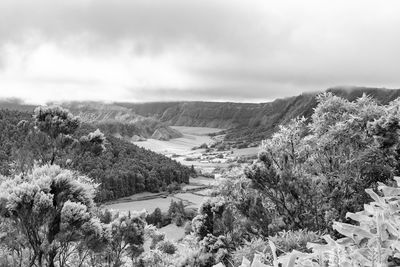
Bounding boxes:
0 165 97 266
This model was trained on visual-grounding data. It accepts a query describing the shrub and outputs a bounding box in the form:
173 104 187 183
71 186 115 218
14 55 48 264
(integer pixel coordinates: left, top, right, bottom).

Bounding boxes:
269 230 321 255
184 221 193 235
237 143 248 149
174 214 184 226
156 240 177 255
275 179 400 266
199 143 208 149
167 182 181 194
232 238 271 266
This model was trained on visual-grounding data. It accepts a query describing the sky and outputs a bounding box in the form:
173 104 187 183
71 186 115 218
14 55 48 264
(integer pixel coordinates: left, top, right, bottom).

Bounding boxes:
0 0 399 104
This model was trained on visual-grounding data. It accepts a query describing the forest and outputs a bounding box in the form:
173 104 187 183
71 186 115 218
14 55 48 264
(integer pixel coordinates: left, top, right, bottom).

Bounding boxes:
0 108 191 202
1 92 400 266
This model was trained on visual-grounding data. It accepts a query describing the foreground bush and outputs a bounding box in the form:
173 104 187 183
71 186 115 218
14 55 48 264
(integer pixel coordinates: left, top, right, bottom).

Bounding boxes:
269 230 321 256
281 178 400 266
217 178 400 266
0 165 97 267
0 165 146 267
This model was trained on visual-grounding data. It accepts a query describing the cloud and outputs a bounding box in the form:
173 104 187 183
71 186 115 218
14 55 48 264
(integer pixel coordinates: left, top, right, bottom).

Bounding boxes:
0 0 399 103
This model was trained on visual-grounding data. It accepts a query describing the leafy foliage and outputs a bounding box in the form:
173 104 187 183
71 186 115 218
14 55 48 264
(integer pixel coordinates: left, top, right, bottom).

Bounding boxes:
273 178 400 266
203 94 400 266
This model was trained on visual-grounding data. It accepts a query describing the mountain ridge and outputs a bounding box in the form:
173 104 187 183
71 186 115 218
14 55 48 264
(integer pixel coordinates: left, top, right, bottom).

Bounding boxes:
1 86 400 142
116 87 400 141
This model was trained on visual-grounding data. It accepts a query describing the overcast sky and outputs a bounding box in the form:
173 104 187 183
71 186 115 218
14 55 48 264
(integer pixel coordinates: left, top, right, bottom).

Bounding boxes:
0 0 399 103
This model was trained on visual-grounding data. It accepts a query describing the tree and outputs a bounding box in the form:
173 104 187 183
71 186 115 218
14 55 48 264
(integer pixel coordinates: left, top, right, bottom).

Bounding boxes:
156 240 177 255
0 165 97 267
245 93 400 233
33 106 80 165
108 212 146 267
31 106 106 167
147 207 163 227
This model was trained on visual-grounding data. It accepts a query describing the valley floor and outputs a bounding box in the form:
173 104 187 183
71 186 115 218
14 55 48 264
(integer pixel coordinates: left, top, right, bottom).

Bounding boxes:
105 177 215 213
106 126 259 244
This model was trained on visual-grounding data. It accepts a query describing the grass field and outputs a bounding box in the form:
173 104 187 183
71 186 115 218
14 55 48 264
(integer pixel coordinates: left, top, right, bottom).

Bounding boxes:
160 224 186 241
231 146 259 157
133 126 223 155
106 196 177 213
105 177 214 213
174 192 209 210
171 126 224 136
105 191 209 214
109 126 257 214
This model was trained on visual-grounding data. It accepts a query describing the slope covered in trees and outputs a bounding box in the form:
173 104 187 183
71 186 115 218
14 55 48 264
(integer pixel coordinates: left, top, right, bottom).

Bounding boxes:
0 108 191 202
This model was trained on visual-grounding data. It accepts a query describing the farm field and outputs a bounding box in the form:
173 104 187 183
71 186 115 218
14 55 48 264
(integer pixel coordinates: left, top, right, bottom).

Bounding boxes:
174 192 209 210
231 146 259 157
104 191 209 214
171 126 224 136
133 126 257 168
160 224 186 241
105 195 177 213
133 126 223 156
105 176 214 213
108 126 257 215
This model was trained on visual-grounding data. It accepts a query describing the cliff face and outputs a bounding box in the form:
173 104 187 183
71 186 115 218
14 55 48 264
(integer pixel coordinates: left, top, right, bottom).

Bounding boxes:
118 101 261 128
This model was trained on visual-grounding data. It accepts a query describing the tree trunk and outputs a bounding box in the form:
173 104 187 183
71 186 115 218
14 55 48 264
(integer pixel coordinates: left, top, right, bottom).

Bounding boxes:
28 254 36 267
48 250 57 267
38 251 43 267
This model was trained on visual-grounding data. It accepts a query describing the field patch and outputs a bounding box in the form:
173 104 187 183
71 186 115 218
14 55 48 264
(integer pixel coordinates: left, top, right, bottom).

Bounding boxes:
133 126 223 156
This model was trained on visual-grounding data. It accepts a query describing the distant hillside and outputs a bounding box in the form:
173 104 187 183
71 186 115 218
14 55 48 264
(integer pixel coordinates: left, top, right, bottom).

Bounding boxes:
0 99 36 112
117 87 400 142
2 87 400 143
94 119 182 142
53 102 184 141
0 100 182 141
117 101 261 129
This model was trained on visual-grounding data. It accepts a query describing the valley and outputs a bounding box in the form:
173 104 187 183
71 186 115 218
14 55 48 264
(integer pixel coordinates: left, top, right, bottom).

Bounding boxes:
2 88 400 266
105 125 257 212
105 125 259 241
